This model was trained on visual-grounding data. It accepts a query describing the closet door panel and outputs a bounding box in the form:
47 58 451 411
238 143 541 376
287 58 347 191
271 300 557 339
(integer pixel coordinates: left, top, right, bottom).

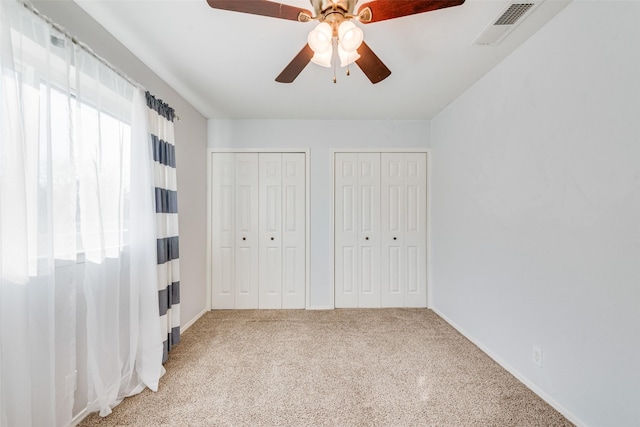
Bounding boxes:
211 153 235 309
259 153 283 309
404 153 427 307
235 153 259 309
334 153 359 308
281 153 305 309
381 153 405 307
357 153 381 308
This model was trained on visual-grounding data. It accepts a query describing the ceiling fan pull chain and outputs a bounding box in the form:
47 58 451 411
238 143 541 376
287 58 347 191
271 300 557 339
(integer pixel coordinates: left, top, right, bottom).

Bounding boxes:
332 37 337 83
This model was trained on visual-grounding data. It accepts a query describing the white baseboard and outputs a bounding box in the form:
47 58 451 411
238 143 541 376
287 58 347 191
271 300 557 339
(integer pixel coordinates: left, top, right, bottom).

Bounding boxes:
182 308 208 332
306 305 334 310
429 307 587 427
70 407 89 427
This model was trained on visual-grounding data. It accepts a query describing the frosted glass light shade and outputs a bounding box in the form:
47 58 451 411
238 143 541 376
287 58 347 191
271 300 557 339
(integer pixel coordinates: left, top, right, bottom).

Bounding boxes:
338 45 360 67
311 48 333 67
308 22 332 53
338 21 363 52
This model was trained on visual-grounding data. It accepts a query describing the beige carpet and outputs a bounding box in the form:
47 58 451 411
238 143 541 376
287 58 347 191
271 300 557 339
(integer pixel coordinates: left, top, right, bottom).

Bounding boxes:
79 309 572 426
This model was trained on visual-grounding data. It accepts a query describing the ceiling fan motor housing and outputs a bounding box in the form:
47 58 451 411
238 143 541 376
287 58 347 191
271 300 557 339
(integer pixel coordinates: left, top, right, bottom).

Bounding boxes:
312 0 357 16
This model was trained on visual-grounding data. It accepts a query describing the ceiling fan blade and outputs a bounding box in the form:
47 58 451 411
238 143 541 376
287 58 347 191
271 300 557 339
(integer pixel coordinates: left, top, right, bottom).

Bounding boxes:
206 0 312 22
275 44 314 83
357 0 465 24
355 41 391 84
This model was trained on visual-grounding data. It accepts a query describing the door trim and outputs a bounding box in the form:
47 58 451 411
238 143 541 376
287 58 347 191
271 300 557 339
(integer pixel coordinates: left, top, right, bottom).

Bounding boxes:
330 148 432 309
207 148 311 310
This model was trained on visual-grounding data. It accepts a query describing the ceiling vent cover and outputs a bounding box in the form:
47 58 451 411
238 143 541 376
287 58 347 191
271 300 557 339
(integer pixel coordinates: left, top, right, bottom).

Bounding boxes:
474 1 540 46
494 3 534 25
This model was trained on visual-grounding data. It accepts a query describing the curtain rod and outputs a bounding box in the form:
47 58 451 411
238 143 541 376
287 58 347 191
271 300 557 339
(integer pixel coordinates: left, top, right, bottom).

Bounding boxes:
18 0 181 121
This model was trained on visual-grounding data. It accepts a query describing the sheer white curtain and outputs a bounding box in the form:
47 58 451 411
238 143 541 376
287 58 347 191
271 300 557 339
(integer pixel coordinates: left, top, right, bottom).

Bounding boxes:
0 1 163 425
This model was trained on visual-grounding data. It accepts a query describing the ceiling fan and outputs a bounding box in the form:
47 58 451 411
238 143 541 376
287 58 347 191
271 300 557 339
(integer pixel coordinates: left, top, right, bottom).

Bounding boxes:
206 0 465 84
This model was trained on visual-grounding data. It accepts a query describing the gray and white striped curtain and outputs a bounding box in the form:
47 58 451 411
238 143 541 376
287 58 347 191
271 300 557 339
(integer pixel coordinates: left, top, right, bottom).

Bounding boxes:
146 91 181 363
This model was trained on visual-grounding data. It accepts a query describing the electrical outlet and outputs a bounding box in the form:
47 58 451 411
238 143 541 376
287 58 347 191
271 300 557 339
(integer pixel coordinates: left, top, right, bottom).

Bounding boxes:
533 346 543 368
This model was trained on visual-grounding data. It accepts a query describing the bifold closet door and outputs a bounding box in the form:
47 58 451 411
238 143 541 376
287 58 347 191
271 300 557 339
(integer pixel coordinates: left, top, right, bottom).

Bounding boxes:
335 152 427 308
380 153 427 307
211 152 305 309
259 153 305 309
334 153 381 308
211 153 259 309
234 153 260 309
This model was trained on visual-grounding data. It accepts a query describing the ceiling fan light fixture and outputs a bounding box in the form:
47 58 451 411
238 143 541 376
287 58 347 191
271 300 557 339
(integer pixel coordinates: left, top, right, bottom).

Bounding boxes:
338 44 360 67
310 48 333 68
337 20 363 52
308 22 333 53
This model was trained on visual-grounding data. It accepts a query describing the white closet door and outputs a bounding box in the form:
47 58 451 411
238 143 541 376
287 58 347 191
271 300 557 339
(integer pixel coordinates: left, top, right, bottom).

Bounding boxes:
335 153 359 308
258 153 306 309
212 152 306 309
259 153 283 308
234 153 259 309
402 153 427 307
381 153 405 307
335 152 427 309
211 153 235 309
357 153 381 307
335 153 381 308
281 153 306 309
380 153 427 307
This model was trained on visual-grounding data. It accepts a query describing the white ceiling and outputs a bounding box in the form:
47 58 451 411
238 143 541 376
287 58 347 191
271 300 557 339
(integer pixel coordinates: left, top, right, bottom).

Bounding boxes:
73 0 570 119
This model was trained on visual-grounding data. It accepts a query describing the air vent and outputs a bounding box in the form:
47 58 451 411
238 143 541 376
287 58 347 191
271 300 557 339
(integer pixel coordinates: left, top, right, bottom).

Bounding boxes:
473 1 541 46
494 3 534 25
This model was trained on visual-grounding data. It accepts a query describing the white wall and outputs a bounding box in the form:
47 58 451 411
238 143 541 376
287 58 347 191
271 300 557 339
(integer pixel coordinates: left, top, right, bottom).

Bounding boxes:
430 1 640 426
208 119 431 308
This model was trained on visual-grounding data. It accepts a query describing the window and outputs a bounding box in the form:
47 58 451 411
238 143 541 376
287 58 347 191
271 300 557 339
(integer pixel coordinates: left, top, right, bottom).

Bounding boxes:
4 20 136 276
